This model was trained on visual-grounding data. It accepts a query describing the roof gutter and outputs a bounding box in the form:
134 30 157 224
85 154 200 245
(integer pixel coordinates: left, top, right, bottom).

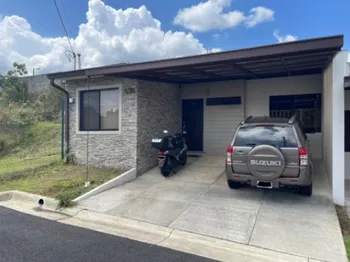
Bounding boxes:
50 79 70 157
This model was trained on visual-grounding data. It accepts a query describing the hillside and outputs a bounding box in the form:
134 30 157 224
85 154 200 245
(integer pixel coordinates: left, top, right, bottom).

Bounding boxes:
0 121 61 177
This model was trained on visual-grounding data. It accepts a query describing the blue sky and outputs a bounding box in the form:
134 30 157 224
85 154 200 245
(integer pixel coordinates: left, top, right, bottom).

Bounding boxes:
0 0 349 73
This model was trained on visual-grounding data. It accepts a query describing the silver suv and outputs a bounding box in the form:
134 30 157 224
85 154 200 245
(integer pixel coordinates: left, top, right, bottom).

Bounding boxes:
226 115 313 196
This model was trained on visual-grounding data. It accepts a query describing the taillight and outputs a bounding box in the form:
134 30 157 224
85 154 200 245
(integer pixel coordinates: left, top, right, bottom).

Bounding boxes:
227 145 233 165
159 151 166 163
298 147 308 166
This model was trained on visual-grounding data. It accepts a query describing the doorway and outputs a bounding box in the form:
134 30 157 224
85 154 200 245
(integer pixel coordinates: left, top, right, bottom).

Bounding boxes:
182 99 204 151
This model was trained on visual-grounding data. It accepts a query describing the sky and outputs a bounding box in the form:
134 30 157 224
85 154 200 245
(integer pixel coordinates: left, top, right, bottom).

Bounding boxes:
0 0 349 74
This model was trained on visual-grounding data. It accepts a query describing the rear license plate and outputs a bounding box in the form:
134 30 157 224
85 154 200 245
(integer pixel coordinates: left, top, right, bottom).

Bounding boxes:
257 181 273 189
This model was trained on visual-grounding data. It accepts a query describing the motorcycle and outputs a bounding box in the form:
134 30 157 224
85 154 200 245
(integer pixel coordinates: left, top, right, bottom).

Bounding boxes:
151 130 188 177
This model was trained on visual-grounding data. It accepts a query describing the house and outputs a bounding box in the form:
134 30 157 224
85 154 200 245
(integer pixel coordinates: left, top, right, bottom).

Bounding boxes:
23 74 63 92
47 34 349 206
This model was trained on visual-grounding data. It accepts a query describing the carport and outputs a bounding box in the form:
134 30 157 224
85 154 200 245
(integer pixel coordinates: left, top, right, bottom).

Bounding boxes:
84 35 347 205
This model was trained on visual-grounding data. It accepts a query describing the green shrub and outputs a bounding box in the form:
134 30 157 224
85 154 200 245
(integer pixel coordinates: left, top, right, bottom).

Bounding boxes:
65 152 75 164
56 190 80 208
33 88 63 122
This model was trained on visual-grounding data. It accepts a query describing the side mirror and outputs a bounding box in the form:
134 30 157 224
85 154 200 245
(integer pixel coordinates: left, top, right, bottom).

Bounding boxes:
163 130 169 134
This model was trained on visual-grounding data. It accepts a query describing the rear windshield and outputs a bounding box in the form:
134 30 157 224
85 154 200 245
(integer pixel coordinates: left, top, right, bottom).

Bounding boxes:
233 125 298 147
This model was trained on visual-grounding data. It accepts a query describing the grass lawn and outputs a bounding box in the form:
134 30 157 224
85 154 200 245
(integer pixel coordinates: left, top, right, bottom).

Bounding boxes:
0 161 121 206
0 121 122 207
345 237 350 259
0 121 61 177
335 205 350 259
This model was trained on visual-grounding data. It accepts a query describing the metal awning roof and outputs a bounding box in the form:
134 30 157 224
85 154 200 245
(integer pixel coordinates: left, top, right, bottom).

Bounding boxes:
47 35 344 84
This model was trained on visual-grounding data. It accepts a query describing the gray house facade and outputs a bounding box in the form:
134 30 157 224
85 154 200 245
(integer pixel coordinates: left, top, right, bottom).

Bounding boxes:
48 35 350 205
63 77 180 174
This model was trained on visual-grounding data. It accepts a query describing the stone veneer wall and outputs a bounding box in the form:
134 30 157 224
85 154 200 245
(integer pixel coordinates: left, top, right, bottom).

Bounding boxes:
65 77 138 171
136 80 181 174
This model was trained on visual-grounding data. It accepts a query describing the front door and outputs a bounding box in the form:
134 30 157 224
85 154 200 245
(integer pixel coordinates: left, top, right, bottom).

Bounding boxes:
182 99 203 151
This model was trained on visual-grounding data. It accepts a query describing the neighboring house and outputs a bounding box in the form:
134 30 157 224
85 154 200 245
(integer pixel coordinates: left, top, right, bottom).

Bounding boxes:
23 74 63 92
1 73 53 92
47 34 349 206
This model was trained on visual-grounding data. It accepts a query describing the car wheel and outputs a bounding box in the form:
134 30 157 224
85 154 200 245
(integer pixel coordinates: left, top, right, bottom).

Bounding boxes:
299 183 312 196
227 180 241 189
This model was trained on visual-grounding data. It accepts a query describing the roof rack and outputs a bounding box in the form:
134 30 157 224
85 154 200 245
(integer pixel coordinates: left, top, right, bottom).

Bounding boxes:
288 113 297 124
241 115 253 125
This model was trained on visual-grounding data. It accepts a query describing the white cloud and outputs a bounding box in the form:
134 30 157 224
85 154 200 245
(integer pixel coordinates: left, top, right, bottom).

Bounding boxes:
212 32 229 40
273 30 298 43
173 0 273 32
212 33 221 39
174 0 244 32
209 47 222 53
0 0 219 74
244 7 274 28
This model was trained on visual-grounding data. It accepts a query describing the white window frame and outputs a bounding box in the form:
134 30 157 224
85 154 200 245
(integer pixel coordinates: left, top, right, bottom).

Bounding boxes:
76 84 123 135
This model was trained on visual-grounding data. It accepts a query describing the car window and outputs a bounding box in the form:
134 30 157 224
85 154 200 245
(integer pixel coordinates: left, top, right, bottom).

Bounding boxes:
234 125 298 148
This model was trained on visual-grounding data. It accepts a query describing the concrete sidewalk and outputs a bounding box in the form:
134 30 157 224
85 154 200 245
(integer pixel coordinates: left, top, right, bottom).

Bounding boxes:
79 156 347 262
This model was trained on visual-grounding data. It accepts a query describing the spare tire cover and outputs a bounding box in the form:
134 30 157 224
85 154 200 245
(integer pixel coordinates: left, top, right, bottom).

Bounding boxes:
247 145 286 181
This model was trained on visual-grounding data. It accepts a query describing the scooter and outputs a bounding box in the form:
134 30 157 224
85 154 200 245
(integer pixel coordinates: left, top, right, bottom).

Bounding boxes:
151 130 188 177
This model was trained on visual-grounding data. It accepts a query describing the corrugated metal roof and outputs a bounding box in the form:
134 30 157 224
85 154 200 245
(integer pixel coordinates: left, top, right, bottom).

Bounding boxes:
47 35 344 83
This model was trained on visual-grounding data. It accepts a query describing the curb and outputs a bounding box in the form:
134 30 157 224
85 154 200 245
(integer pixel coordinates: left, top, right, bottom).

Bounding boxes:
73 168 137 202
0 190 83 218
60 210 172 245
62 210 307 262
0 190 58 209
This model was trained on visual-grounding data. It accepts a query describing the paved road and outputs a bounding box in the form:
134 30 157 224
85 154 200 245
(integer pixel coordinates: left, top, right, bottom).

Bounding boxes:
0 207 215 262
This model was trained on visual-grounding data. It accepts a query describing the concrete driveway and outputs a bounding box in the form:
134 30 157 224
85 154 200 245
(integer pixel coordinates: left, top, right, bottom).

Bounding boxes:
80 156 346 262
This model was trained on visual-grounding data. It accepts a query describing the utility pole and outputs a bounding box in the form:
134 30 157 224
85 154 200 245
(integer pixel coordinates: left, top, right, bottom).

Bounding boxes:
77 53 81 70
32 68 40 76
65 50 79 70
73 52 77 71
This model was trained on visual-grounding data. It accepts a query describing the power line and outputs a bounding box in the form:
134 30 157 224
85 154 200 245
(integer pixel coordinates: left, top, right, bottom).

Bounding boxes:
53 0 74 53
59 0 70 33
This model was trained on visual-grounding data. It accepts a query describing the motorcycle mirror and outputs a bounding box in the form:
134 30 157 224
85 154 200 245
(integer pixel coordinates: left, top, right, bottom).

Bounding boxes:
163 130 169 134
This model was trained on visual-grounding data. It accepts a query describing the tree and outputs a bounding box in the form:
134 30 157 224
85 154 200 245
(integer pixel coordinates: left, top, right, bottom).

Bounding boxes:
34 87 64 121
0 63 29 102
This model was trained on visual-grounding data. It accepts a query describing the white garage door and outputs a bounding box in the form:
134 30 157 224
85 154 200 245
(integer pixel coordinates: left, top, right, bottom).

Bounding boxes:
204 105 244 155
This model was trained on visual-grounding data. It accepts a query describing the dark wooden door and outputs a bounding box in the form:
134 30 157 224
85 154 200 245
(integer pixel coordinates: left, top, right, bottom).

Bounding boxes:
345 111 350 152
182 99 204 151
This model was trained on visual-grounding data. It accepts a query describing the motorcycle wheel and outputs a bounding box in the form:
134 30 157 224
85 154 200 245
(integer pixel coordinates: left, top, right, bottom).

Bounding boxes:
180 153 187 165
161 165 171 177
